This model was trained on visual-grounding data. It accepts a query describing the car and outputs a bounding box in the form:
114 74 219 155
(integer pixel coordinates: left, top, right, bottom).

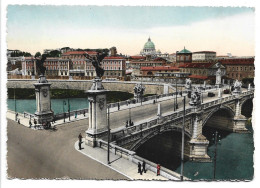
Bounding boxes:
208 92 215 97
223 89 230 94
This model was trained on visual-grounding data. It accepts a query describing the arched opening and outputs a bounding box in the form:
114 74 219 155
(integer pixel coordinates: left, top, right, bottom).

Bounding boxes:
135 131 191 171
241 98 253 118
203 108 234 131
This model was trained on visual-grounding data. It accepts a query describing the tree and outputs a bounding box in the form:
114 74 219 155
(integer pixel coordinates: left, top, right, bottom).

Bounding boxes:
35 52 41 58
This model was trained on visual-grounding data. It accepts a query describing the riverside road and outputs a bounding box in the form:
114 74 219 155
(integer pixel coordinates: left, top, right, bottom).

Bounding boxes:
7 89 223 179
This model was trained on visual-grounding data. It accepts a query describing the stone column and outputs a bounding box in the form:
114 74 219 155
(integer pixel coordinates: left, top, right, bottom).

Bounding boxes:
33 75 54 125
218 88 222 98
157 103 161 117
189 113 210 161
233 98 247 133
85 78 109 147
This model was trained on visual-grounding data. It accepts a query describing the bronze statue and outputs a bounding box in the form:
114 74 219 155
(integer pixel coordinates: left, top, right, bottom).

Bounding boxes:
83 52 107 78
35 55 47 75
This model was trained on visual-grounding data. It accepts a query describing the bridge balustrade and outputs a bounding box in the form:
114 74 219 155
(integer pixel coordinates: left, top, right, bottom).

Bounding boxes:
23 111 35 119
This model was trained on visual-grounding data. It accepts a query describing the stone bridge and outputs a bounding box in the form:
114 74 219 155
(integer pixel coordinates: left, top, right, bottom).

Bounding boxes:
7 79 175 95
107 89 254 161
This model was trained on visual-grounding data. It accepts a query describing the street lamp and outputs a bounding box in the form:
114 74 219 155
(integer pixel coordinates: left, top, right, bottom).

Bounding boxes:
67 85 71 121
107 104 111 165
180 96 186 181
63 100 66 123
174 78 178 111
14 87 17 121
212 131 221 180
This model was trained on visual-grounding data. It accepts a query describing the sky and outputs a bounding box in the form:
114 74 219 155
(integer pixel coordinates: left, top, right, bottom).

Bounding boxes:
7 6 255 56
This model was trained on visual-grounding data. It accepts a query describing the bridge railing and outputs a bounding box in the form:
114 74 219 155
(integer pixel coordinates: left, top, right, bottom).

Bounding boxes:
98 140 136 161
23 111 35 119
53 108 88 121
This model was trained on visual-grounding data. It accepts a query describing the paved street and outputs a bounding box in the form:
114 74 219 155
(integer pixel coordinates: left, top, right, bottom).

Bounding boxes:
7 119 128 179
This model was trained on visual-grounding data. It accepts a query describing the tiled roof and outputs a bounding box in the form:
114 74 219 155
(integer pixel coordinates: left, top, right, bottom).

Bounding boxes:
104 56 125 60
219 58 254 65
141 66 179 71
130 61 163 64
179 62 214 68
129 56 146 59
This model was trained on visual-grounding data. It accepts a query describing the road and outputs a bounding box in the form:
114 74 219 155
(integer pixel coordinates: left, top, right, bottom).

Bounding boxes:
7 88 223 179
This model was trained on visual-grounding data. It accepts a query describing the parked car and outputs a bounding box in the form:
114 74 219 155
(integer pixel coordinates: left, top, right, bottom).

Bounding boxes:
224 89 230 94
208 92 215 97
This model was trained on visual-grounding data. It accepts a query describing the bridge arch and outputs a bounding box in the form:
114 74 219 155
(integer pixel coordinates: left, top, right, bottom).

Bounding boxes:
130 127 191 151
241 98 253 118
202 105 235 131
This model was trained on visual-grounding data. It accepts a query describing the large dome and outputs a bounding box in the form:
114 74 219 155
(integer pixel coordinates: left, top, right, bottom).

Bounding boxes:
143 37 155 50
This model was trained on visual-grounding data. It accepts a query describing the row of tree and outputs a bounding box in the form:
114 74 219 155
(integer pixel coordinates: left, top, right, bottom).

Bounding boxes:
10 51 31 57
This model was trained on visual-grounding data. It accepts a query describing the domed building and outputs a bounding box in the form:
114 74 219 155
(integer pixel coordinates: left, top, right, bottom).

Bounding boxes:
140 37 156 56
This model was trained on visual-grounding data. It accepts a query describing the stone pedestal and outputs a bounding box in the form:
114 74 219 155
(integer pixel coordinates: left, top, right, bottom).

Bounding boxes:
85 78 108 147
33 75 53 124
233 115 248 133
189 134 210 162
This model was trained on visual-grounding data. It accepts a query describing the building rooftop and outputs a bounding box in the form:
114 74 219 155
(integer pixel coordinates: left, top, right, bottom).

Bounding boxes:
141 66 179 71
177 47 192 54
103 56 125 60
193 51 216 54
179 62 215 68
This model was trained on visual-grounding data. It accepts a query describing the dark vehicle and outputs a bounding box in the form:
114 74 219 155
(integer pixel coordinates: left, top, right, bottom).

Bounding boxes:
224 89 230 94
208 92 215 97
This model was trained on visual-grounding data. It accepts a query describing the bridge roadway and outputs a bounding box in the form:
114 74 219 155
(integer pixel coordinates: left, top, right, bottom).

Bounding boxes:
108 88 228 131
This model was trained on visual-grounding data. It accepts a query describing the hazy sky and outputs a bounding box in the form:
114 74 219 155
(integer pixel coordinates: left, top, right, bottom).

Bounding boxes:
7 6 255 56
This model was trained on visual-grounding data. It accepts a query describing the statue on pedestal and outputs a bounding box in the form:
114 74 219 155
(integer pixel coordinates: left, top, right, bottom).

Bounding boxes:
134 83 146 102
185 78 192 90
232 79 242 95
215 62 222 86
189 87 201 106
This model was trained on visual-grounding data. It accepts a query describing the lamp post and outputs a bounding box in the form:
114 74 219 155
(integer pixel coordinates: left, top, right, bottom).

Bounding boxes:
107 104 111 165
14 87 17 121
180 96 186 181
212 131 221 180
63 100 66 123
67 85 71 121
128 100 131 123
174 78 178 111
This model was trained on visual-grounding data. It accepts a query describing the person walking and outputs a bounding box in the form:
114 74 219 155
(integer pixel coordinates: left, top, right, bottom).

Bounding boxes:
118 103 120 110
34 119 37 129
142 160 146 173
126 120 128 128
138 162 142 175
157 164 160 176
29 120 32 128
78 133 83 150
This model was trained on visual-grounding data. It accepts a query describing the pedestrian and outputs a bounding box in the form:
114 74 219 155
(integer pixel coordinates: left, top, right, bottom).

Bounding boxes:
16 113 18 121
131 121 134 126
126 120 128 128
118 103 120 110
78 133 83 150
138 162 142 175
29 120 32 128
142 160 146 173
34 119 37 129
153 99 155 104
17 118 20 124
157 164 160 176
180 91 182 97
83 110 86 117
75 112 77 118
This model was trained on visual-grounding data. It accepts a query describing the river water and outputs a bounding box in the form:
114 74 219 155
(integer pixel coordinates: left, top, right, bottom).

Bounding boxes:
7 98 89 115
136 125 254 180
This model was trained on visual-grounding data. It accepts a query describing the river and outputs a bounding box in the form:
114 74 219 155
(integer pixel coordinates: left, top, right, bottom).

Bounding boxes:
136 124 254 180
7 98 89 115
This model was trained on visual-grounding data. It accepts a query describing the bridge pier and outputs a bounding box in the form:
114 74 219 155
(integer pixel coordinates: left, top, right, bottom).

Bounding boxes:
232 98 248 133
189 113 210 161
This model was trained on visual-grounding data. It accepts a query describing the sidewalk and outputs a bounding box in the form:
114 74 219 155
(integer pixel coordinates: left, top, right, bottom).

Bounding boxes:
74 139 179 180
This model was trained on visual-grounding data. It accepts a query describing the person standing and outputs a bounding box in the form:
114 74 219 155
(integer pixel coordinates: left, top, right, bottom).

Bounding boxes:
138 162 142 175
34 119 37 129
142 160 146 173
78 133 83 150
157 164 160 176
29 120 32 128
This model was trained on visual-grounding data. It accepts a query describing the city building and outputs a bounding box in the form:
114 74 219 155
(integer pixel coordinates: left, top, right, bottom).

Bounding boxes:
192 51 216 61
179 61 226 83
218 57 254 81
175 47 192 67
101 56 126 78
140 66 179 76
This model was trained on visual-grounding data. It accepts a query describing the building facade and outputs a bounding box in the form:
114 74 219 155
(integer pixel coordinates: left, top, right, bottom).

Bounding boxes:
192 51 216 61
218 57 254 81
175 47 192 67
101 56 126 77
140 66 179 76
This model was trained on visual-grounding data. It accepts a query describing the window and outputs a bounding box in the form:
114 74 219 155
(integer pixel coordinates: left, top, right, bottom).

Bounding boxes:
245 67 247 71
236 67 238 71
232 67 235 71
240 67 243 71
